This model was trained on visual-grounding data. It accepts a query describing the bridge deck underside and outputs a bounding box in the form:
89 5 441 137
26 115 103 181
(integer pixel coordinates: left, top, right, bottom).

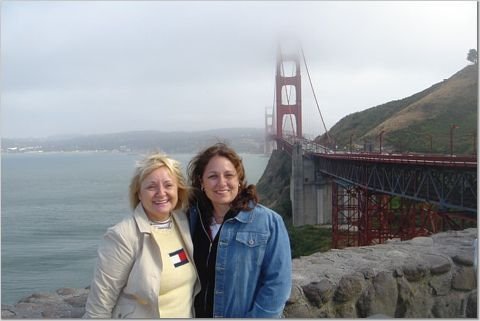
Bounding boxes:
316 158 477 214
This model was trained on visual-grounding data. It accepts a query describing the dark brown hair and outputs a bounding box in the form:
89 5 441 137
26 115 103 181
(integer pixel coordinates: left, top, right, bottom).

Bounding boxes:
187 142 258 212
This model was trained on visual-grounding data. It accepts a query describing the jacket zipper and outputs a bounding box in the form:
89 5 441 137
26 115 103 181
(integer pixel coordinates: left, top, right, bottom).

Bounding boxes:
196 205 213 313
197 204 236 317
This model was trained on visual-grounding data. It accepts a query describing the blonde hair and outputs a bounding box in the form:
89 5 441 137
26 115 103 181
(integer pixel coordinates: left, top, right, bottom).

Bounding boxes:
129 152 189 211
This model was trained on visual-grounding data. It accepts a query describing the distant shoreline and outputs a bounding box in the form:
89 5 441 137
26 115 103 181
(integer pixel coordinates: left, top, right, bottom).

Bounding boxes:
2 128 267 155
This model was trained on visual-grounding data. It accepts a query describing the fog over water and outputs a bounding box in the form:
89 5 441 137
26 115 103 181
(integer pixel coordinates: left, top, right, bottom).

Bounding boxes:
2 1 477 140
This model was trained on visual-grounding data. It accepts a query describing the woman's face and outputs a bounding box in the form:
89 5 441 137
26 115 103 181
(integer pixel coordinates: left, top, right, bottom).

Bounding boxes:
201 155 239 209
139 166 178 221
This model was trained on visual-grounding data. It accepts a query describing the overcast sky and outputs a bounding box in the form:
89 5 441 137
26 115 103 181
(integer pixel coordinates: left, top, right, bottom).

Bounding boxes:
1 1 477 139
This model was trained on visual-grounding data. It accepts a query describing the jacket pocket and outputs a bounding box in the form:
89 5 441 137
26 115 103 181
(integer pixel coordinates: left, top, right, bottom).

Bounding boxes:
236 231 268 247
112 302 136 319
235 232 268 266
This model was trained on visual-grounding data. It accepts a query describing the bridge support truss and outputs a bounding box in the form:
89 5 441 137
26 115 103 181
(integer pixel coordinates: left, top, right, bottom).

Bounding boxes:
332 182 476 249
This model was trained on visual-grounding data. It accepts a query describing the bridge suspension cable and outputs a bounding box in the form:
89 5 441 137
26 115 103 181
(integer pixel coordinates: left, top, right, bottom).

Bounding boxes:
300 46 331 144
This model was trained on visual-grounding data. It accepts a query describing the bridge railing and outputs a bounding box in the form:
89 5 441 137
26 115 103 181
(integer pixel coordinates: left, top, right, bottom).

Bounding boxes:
279 135 477 168
314 152 477 168
282 134 331 154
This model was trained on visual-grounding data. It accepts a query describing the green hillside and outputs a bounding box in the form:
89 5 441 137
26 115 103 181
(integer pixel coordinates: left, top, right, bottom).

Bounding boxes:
317 64 478 155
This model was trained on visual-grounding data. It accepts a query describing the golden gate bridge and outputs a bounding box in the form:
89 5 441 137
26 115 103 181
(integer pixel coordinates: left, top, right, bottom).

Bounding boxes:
265 45 477 249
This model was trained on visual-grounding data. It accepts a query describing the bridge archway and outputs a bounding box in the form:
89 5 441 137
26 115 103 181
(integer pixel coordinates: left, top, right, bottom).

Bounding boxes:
275 51 302 139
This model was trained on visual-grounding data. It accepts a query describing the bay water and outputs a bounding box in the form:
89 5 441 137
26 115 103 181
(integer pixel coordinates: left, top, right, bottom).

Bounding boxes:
1 151 269 304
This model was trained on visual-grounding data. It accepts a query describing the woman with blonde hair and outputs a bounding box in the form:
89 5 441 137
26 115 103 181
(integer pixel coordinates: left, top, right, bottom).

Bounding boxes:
84 152 200 318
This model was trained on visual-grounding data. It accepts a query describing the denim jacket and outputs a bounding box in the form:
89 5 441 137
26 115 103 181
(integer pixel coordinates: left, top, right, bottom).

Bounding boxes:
189 204 292 318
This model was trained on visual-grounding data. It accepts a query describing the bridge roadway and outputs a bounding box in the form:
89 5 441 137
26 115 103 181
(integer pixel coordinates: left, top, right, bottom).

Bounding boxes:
276 136 477 215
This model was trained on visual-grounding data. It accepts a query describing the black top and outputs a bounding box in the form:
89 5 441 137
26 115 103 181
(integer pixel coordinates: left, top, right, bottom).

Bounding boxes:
192 207 238 318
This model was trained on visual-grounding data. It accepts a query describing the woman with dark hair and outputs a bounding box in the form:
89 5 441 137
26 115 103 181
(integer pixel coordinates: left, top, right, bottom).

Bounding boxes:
187 143 292 318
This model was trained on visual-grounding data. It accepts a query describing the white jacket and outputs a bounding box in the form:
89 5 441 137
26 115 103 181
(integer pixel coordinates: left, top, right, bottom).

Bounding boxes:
83 204 200 318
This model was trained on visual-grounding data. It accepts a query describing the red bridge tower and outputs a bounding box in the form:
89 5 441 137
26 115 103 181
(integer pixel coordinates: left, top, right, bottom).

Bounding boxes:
275 50 302 139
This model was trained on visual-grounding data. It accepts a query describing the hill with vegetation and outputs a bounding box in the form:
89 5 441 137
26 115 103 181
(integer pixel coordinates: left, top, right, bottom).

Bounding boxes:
316 64 478 155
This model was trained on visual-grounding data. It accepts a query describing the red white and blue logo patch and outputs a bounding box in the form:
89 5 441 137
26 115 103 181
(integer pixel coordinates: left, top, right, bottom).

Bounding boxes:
169 248 189 268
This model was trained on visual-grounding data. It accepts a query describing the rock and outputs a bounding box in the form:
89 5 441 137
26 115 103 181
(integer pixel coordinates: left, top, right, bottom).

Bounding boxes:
333 273 365 303
402 263 429 282
366 271 397 317
2 287 88 319
423 253 451 275
302 279 334 308
408 236 434 246
1 305 16 319
283 301 313 318
334 301 357 318
286 284 303 304
452 253 474 266
466 290 477 318
395 276 418 317
452 266 477 290
429 272 453 296
431 292 467 318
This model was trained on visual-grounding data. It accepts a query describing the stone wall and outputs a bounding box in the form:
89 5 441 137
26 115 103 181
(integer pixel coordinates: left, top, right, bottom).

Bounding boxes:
2 228 477 318
285 228 477 318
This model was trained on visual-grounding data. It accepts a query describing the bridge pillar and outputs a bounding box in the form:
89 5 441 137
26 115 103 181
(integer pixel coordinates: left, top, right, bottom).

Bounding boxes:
292 142 332 226
291 143 304 226
264 106 274 155
275 50 302 138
